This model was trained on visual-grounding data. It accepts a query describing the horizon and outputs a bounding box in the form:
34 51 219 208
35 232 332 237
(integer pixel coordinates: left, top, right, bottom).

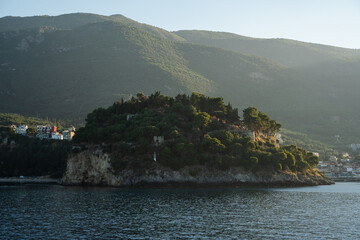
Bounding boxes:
0 0 360 49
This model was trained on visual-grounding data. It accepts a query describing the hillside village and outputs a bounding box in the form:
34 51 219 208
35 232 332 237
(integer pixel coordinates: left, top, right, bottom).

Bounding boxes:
12 124 75 140
314 151 360 180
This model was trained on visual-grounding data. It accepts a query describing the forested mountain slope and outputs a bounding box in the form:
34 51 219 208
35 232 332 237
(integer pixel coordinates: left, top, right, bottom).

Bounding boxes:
1 13 360 148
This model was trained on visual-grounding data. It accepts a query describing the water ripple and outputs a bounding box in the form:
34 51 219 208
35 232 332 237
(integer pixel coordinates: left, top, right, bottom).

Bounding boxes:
1 183 360 239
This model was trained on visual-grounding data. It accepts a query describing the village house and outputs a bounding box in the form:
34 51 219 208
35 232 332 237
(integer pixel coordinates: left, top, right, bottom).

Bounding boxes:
36 125 57 139
126 114 136 121
14 125 28 136
10 123 76 141
62 128 75 140
36 125 76 140
51 131 63 140
312 152 320 157
153 136 164 146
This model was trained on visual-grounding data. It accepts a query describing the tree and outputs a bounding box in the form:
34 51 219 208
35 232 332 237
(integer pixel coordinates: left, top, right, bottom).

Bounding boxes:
243 107 261 132
204 134 226 153
26 127 37 136
258 111 270 134
211 131 234 146
283 151 296 169
194 112 211 129
305 153 319 168
245 156 258 170
226 103 239 122
136 92 146 102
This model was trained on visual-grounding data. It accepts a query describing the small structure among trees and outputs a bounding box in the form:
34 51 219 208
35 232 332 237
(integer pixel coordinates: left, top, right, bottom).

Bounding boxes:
153 136 164 146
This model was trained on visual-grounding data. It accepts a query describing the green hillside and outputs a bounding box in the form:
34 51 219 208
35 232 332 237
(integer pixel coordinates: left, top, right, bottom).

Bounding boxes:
175 30 360 67
1 13 360 151
0 13 185 41
0 18 283 119
174 30 360 147
0 20 217 118
0 113 54 127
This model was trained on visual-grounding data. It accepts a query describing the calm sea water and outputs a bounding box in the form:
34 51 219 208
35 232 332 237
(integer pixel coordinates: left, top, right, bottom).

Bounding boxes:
1 182 360 239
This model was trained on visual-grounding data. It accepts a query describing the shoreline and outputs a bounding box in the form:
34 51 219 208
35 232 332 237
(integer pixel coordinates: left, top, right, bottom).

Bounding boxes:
62 180 334 188
0 177 60 185
0 177 334 188
330 177 360 182
1 173 337 188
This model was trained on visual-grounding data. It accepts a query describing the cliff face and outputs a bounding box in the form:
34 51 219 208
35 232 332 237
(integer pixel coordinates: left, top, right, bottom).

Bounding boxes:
63 149 334 187
63 150 122 186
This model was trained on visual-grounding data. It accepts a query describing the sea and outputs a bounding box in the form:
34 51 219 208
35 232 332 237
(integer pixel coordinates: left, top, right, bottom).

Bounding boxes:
1 182 360 239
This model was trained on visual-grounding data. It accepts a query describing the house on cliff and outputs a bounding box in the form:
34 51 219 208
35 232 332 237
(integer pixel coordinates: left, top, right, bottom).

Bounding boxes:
14 125 28 136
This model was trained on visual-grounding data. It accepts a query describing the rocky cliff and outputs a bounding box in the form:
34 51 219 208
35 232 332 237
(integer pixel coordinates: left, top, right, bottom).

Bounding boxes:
62 149 334 187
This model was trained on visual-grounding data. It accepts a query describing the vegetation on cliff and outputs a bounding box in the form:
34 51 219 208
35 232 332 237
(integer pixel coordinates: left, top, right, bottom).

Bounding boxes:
74 92 319 174
0 131 70 178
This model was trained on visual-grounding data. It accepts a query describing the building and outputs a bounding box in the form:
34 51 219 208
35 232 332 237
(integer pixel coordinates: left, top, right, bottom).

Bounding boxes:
15 125 28 136
153 136 164 146
126 114 135 121
62 129 75 140
37 125 57 139
312 152 320 157
276 133 284 144
350 143 360 152
36 125 75 141
329 155 338 162
51 131 63 140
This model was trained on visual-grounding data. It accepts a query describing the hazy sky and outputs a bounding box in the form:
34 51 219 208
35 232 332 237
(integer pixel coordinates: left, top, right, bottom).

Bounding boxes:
0 0 359 48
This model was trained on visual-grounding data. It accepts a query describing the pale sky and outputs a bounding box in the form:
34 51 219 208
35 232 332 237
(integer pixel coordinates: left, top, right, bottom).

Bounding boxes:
0 0 359 49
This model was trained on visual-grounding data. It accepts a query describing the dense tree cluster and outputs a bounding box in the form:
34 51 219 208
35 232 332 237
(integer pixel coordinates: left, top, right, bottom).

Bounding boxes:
243 107 281 136
0 113 60 129
74 92 317 173
0 133 71 177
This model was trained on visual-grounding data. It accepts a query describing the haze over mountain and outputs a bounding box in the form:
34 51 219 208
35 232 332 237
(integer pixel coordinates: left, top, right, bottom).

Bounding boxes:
175 30 360 67
1 13 359 148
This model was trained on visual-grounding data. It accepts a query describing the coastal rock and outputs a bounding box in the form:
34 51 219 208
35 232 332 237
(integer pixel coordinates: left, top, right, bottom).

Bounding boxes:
63 149 334 187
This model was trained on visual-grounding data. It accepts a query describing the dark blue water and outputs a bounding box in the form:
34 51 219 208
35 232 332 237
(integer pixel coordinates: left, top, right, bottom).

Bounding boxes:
1 183 360 239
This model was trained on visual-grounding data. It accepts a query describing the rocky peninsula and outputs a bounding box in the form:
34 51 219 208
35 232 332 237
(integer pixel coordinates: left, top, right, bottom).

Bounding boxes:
62 92 334 188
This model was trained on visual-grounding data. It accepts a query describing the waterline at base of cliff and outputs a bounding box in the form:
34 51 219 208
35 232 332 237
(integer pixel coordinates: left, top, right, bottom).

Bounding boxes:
62 150 334 188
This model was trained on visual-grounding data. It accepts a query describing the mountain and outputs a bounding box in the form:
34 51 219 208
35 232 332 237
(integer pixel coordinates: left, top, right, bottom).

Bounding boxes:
0 15 283 118
0 13 185 41
0 13 359 150
175 30 360 146
175 30 360 67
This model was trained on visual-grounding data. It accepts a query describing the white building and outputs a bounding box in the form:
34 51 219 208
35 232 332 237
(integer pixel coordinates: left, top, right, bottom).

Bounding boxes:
275 133 284 144
312 152 320 157
62 129 75 141
329 155 338 162
15 125 28 136
350 143 360 152
153 136 164 146
36 125 56 139
126 114 135 121
51 132 63 140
